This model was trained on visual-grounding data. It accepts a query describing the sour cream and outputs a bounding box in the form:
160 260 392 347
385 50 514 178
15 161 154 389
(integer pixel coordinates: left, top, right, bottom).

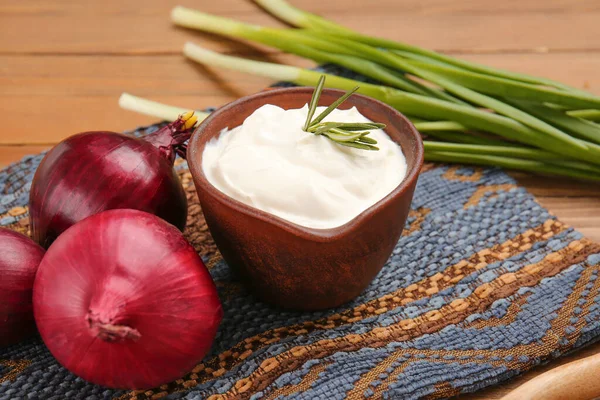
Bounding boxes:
202 104 407 229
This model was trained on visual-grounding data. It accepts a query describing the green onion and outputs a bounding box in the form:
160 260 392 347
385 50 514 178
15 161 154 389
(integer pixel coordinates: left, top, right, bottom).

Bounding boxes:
413 121 469 132
409 69 588 150
503 99 600 145
171 7 464 105
253 0 582 92
118 93 208 122
423 141 561 162
567 109 600 121
425 141 600 176
423 131 517 147
424 152 600 181
404 59 600 109
290 31 594 147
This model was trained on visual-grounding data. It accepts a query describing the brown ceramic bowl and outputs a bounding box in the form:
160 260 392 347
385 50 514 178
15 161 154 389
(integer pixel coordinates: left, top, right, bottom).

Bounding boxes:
187 87 423 310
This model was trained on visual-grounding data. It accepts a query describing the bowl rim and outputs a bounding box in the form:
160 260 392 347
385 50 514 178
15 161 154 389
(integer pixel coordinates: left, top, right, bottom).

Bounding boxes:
187 86 424 242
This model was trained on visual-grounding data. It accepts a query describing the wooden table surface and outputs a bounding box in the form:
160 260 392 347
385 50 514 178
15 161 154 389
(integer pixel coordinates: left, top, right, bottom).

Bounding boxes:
1 0 599 398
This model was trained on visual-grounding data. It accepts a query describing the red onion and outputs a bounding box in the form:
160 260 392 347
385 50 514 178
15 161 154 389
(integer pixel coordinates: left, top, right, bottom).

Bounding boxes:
33 209 223 389
0 228 45 347
29 112 198 248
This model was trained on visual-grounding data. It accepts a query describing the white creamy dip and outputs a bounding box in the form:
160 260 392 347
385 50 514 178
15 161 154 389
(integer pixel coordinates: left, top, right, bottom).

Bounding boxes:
202 104 407 229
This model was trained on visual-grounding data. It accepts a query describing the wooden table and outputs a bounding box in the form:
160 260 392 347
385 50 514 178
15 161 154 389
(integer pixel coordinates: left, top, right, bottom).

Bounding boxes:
0 0 599 398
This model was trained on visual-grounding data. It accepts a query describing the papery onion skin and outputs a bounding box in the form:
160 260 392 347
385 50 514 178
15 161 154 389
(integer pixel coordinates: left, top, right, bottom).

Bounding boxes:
33 209 223 389
0 228 45 347
30 113 197 248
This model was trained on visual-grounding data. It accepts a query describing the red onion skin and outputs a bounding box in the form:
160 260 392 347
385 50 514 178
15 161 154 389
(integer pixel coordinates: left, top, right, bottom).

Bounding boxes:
33 209 223 389
0 228 45 347
30 118 194 248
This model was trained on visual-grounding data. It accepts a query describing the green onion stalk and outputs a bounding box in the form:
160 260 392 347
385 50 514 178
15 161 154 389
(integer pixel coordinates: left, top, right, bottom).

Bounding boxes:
503 99 600 145
412 121 469 133
119 93 209 122
252 0 587 93
568 109 600 121
424 152 600 181
172 7 467 106
421 131 517 147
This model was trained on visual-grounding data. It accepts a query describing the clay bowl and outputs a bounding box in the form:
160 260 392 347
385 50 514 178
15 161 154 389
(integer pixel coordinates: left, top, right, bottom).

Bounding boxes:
188 87 424 310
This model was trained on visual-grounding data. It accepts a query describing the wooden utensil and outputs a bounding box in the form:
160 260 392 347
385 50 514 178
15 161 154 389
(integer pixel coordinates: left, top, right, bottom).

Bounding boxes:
501 352 600 400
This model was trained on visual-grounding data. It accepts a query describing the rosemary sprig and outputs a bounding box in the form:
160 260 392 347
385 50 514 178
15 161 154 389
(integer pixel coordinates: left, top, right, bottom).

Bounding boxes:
303 75 383 151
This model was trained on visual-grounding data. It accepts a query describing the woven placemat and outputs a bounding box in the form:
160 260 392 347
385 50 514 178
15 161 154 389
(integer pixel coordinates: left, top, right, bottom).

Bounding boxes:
2 77 600 400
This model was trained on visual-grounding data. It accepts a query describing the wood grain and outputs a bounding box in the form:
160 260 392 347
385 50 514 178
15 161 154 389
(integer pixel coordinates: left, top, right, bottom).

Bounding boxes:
1 0 599 54
0 0 599 399
459 341 600 399
1 52 600 144
0 146 48 167
499 352 600 400
509 173 600 197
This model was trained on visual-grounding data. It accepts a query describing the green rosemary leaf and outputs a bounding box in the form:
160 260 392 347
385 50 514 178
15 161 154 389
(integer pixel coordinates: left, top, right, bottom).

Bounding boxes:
303 75 326 131
324 129 365 142
302 75 382 151
343 122 386 130
308 85 360 127
309 122 343 134
310 122 386 132
336 141 380 151
358 136 378 144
